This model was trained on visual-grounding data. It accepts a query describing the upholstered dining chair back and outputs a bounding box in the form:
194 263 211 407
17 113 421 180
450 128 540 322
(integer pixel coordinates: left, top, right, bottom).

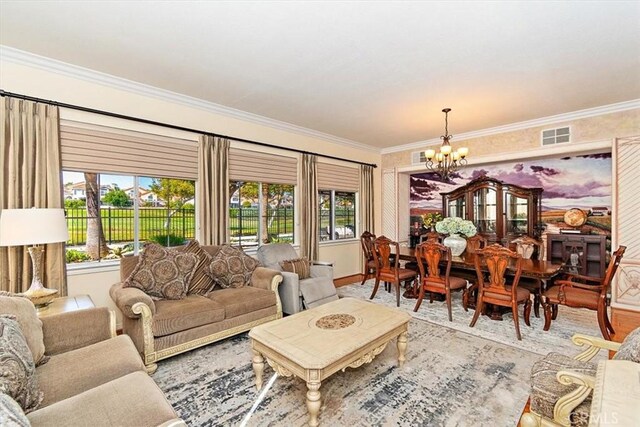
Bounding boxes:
372 235 400 278
466 234 488 254
474 243 523 299
420 231 443 244
510 235 543 260
415 241 451 285
360 231 376 262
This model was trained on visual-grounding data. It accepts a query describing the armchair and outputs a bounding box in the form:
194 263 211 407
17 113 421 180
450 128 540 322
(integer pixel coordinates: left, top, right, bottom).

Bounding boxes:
520 333 629 427
542 246 626 340
256 243 338 314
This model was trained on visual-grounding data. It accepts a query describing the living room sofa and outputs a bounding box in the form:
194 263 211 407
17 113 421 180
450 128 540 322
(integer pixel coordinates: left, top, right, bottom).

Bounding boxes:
110 245 283 373
0 295 185 427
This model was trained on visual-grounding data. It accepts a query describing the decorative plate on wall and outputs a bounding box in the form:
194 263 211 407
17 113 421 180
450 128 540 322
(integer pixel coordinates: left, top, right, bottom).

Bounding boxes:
564 208 588 228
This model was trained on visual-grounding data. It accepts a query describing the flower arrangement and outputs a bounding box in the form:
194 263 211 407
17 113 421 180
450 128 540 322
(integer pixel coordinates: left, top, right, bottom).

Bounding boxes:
421 212 443 228
435 216 477 237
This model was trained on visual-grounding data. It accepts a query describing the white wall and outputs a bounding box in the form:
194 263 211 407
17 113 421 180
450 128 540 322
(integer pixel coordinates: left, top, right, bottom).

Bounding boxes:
1 57 382 326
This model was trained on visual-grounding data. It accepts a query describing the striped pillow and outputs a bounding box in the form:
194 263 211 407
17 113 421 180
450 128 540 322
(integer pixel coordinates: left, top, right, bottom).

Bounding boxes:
181 240 215 295
280 258 311 279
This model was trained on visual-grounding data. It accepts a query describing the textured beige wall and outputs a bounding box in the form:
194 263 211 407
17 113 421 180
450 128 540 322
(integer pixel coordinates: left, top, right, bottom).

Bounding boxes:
382 109 640 169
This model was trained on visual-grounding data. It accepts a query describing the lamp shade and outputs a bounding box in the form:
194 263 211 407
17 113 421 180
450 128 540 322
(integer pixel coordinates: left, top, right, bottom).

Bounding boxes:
0 208 69 246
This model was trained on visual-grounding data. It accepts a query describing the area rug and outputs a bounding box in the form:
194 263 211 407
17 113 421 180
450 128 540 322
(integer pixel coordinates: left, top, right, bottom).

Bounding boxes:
153 317 539 427
339 281 604 357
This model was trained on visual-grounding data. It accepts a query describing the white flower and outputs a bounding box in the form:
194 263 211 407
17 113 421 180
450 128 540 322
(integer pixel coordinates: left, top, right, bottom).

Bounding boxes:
435 216 477 237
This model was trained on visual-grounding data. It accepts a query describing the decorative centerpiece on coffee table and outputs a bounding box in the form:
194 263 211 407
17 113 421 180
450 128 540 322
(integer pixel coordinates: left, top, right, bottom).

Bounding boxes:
435 216 477 256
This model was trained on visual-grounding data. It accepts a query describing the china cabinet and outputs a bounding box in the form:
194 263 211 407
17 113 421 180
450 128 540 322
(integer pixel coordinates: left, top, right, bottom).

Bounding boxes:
546 233 607 278
440 176 543 242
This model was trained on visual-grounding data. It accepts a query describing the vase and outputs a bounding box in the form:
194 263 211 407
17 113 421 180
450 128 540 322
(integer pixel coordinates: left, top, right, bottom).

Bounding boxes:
443 233 467 256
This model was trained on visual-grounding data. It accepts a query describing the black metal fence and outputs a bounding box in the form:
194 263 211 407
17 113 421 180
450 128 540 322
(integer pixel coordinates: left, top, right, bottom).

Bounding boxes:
65 207 196 245
229 207 294 245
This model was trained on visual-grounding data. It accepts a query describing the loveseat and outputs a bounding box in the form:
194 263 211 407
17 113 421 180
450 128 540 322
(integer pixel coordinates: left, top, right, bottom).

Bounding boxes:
110 244 283 373
0 294 185 427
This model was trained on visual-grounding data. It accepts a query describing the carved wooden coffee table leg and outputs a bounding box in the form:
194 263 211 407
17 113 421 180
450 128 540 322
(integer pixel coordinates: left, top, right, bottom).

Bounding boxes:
252 349 264 390
397 331 408 367
306 380 322 426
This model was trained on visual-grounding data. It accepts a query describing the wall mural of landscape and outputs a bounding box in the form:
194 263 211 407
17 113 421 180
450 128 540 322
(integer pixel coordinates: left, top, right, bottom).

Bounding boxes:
410 152 612 239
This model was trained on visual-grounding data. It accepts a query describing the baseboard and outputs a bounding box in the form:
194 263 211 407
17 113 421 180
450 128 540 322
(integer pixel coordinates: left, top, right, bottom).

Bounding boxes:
334 274 365 288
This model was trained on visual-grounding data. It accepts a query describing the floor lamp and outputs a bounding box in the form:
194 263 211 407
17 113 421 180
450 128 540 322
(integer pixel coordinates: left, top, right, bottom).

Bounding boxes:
0 208 69 309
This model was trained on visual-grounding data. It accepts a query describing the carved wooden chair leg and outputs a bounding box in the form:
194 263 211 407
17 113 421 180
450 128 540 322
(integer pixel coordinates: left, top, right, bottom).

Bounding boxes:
542 298 552 331
462 288 469 312
413 284 425 312
469 300 483 327
370 278 381 300
359 271 368 286
532 294 541 318
395 281 401 307
597 305 611 341
512 302 522 341
524 299 532 327
429 291 434 304
446 292 453 321
551 304 559 320
604 307 615 335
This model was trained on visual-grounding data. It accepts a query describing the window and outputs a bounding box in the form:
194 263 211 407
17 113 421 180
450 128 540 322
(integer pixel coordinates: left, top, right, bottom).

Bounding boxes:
63 171 196 264
319 190 356 241
229 181 294 248
542 126 570 146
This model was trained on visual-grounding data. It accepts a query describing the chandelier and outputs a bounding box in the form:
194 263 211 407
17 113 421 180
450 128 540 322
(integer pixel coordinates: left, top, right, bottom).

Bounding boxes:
424 108 468 180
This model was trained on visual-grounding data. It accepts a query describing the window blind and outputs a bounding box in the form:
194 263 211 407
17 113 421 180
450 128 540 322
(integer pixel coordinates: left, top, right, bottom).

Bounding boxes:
59 120 198 180
228 148 297 184
317 162 360 192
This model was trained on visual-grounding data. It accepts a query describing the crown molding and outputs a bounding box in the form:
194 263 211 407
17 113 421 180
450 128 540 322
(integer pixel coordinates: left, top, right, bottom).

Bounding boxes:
381 99 640 154
0 45 380 153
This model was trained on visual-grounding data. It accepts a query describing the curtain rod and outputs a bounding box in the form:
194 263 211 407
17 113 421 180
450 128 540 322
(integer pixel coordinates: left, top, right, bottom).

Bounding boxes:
0 90 377 169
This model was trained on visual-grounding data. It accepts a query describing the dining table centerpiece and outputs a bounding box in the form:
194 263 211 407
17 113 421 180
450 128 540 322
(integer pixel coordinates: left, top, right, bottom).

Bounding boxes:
435 216 477 256
421 212 443 232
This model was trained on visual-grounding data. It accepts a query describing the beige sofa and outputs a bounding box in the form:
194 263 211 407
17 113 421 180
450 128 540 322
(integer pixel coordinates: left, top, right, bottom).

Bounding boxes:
110 245 283 373
17 307 185 426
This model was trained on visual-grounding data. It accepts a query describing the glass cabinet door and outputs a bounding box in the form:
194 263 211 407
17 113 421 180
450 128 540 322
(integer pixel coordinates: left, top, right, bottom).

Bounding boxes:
505 193 529 235
447 196 466 219
473 188 497 234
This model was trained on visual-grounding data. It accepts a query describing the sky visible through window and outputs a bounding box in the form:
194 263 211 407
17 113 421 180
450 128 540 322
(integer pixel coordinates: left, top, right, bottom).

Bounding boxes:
63 171 154 189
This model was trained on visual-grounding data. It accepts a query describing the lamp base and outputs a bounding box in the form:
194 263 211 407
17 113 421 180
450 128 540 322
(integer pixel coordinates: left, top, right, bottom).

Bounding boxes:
24 246 59 310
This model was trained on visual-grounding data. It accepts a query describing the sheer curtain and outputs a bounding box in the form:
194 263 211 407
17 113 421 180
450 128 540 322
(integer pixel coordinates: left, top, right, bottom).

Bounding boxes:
301 154 319 260
198 135 229 245
360 164 375 233
0 97 66 294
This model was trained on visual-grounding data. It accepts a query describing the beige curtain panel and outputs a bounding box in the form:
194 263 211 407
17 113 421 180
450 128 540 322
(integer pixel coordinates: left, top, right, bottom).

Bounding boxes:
0 97 66 294
198 135 230 245
300 154 319 261
360 164 374 234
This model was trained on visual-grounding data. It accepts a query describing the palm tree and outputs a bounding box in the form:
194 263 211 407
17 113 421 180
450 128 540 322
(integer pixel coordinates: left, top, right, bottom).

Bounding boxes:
84 173 109 259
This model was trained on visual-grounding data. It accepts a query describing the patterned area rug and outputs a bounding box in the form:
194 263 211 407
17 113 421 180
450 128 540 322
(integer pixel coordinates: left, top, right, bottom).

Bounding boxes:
339 281 604 356
153 317 540 427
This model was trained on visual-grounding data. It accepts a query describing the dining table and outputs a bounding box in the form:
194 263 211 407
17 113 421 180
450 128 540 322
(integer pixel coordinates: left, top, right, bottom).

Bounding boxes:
393 246 565 320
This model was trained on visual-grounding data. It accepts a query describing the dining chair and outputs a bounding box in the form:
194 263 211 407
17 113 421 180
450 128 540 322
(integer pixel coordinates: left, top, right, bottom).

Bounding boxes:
457 234 487 310
414 241 468 321
370 236 418 307
510 236 545 318
469 243 532 340
359 231 377 286
542 246 626 341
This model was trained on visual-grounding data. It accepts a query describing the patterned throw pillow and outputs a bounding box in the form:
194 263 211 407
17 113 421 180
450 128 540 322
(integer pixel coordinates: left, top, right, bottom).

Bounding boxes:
0 393 30 427
0 316 43 414
280 258 311 279
180 240 215 295
613 326 640 363
0 292 47 367
124 243 198 300
206 245 260 289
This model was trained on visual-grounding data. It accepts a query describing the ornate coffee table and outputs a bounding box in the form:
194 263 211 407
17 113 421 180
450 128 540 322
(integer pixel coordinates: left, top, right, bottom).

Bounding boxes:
249 297 410 426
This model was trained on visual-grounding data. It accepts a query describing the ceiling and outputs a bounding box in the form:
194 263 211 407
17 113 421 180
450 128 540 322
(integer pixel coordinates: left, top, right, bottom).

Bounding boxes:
1 1 639 149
